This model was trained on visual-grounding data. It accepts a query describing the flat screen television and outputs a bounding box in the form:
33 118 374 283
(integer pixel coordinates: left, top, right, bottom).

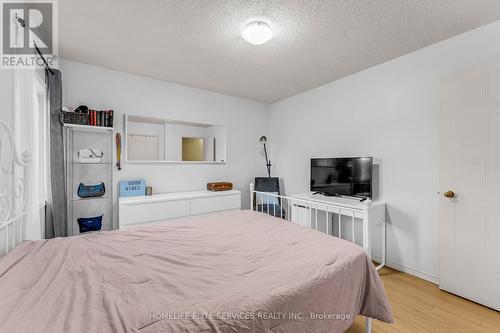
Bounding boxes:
310 157 373 198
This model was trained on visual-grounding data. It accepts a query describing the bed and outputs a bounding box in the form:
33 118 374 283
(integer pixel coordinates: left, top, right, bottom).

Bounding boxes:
0 210 392 333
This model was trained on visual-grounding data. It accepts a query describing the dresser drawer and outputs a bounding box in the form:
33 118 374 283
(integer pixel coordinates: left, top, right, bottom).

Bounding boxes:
120 199 190 227
118 190 242 228
190 194 241 215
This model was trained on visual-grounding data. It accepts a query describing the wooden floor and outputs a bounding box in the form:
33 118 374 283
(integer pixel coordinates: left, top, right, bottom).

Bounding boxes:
346 267 500 333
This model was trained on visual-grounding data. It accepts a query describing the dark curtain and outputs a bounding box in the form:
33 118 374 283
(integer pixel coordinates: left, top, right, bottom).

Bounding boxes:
45 68 67 238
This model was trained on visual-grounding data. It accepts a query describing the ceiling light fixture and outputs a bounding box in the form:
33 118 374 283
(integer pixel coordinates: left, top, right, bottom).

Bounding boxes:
242 21 272 45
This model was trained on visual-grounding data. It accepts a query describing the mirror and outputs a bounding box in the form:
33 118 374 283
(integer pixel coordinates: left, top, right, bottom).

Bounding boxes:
125 115 226 163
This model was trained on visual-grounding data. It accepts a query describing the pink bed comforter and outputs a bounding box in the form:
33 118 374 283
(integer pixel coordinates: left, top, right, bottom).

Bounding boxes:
0 210 392 333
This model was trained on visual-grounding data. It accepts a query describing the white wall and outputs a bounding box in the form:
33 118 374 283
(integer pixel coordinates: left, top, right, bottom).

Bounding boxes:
0 71 13 127
60 59 270 222
269 21 500 282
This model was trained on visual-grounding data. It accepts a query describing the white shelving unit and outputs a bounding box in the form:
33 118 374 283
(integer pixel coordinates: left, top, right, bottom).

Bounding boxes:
63 124 115 235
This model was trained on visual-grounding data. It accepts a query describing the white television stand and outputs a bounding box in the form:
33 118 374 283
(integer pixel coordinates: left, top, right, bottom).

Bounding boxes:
290 192 386 270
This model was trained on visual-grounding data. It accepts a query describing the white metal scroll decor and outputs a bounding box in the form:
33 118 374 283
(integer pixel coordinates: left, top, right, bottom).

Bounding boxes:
0 120 31 256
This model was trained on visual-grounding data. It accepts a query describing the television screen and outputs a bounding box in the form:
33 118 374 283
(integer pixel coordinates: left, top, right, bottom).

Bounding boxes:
310 157 373 198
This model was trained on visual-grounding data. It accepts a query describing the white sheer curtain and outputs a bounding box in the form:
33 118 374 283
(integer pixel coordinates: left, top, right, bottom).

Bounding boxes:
13 69 47 240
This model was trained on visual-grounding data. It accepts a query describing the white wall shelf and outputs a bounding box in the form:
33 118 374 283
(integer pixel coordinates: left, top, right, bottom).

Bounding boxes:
123 114 227 164
70 197 112 202
63 123 114 132
125 160 226 165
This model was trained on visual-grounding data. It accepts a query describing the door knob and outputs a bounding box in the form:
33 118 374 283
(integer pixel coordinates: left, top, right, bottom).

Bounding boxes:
443 190 455 198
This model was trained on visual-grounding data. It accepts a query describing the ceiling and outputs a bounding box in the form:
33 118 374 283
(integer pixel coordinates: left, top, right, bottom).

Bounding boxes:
60 0 500 103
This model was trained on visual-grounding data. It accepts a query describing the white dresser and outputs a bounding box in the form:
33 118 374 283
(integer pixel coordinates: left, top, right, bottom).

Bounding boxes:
119 190 241 228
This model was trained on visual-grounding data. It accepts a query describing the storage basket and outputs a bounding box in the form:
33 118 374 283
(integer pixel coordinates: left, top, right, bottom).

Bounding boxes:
60 110 89 125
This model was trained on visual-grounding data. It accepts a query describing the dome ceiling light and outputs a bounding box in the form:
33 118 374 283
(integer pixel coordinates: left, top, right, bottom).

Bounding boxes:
242 21 273 45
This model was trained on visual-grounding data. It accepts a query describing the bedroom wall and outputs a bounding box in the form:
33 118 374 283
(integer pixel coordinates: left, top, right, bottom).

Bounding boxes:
269 21 500 283
60 59 270 222
0 71 13 128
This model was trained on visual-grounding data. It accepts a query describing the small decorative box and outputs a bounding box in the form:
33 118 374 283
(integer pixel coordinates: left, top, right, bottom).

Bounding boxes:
119 179 146 197
207 182 233 191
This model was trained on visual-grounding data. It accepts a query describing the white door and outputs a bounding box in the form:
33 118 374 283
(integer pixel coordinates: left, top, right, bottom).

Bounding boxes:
439 62 500 310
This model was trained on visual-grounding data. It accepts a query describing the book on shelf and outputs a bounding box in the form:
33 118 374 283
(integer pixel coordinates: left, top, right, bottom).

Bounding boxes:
61 109 114 128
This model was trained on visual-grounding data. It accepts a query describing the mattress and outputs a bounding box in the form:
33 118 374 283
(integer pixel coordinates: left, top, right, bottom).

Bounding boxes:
0 210 392 332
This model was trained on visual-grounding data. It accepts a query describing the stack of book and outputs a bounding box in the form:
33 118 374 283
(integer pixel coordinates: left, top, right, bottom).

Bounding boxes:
60 109 114 128
88 110 114 127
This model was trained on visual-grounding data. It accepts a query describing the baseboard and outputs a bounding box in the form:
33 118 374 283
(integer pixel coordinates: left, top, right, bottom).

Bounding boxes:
371 255 439 285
